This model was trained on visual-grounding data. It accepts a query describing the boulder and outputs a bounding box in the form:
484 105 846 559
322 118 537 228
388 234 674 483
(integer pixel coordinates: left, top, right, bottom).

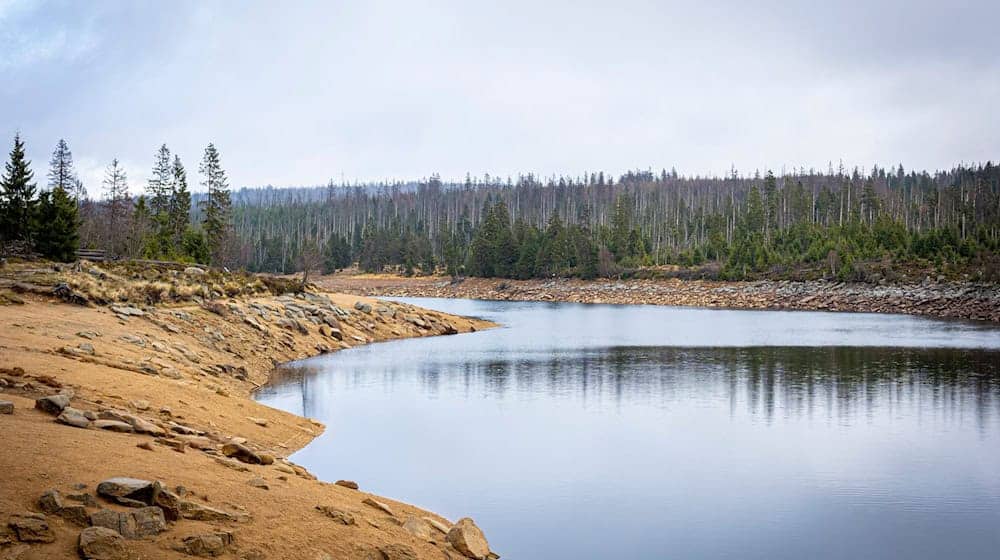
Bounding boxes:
353 301 372 313
99 409 165 436
184 267 206 276
37 489 64 514
56 406 92 428
59 504 91 527
78 526 127 560
446 518 491 559
35 394 71 415
315 506 355 525
130 506 167 537
151 480 182 521
173 532 233 557
423 516 450 535
96 477 154 506
0 400 12 414
110 305 145 317
7 512 55 543
89 507 163 539
334 480 359 490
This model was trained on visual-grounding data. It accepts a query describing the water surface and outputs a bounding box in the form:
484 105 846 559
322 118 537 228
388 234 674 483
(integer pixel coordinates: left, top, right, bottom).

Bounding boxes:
257 300 1000 559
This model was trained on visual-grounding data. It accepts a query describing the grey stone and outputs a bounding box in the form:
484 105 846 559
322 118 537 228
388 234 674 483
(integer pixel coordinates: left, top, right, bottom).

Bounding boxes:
57 406 92 428
0 400 13 414
78 526 127 560
7 512 55 543
93 419 134 433
35 394 71 415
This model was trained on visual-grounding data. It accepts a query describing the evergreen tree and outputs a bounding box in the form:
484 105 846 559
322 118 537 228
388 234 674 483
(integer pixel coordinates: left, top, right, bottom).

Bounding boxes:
147 144 173 221
33 185 80 261
168 155 191 246
0 133 38 243
198 143 231 263
47 139 77 192
102 158 130 255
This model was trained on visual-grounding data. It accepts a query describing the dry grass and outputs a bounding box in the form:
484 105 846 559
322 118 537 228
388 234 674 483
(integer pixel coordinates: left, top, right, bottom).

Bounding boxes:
0 259 308 307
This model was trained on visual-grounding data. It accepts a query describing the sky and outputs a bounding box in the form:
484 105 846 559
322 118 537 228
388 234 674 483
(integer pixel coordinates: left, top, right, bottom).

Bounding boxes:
2 0 999 194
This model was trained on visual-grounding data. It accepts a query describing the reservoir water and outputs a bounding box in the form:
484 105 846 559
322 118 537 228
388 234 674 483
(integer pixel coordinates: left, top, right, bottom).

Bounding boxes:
256 299 1000 559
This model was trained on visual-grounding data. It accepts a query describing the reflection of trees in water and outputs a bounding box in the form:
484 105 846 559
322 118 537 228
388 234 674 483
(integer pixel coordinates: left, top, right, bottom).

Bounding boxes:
441 347 1000 425
260 348 1000 428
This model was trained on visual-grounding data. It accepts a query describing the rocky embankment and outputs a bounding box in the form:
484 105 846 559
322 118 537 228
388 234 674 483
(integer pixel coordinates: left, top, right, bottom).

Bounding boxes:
319 275 1000 323
0 266 498 560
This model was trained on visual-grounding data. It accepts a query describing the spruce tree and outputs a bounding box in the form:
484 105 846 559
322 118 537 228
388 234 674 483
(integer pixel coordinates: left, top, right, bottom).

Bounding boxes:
0 133 37 243
198 143 231 263
147 144 172 220
47 139 77 192
33 186 80 261
102 158 130 255
168 155 191 246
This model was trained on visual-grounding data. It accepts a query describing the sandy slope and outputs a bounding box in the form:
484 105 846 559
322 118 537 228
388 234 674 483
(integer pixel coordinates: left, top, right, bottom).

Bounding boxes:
0 289 494 559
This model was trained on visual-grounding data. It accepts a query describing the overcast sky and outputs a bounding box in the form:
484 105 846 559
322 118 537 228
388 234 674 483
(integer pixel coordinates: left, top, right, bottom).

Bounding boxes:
2 0 998 193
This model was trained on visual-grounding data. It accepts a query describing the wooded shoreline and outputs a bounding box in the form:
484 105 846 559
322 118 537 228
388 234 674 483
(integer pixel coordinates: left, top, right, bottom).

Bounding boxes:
316 274 1000 323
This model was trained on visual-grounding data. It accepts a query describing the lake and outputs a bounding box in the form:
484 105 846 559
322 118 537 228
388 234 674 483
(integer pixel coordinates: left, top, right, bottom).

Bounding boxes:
255 299 1000 559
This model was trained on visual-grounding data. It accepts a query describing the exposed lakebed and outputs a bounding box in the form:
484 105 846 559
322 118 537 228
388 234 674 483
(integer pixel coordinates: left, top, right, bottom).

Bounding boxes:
257 299 1000 560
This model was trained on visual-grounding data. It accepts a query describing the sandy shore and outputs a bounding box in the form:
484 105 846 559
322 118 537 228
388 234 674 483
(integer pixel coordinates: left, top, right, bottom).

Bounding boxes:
0 285 496 559
315 274 1000 323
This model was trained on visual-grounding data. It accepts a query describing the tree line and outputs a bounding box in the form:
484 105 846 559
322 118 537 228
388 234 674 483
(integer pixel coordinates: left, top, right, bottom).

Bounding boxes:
0 134 234 266
230 164 1000 281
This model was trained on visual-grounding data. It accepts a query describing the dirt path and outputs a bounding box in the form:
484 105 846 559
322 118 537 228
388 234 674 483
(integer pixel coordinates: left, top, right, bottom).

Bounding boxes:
316 274 1000 323
0 288 496 559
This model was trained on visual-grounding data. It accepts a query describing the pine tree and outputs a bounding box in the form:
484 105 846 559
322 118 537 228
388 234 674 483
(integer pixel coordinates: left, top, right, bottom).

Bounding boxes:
34 185 80 261
102 158 130 255
198 143 231 263
48 139 77 192
168 155 191 246
147 144 172 221
0 133 38 243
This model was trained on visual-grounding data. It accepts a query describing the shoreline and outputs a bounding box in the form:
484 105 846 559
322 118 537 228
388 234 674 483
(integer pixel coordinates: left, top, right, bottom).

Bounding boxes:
0 281 498 559
315 275 1000 323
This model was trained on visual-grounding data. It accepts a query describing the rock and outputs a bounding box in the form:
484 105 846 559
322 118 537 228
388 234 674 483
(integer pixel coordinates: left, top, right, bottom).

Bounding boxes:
174 532 233 557
423 516 450 534
184 266 206 276
155 438 187 453
68 493 99 507
446 518 491 559
334 480 359 490
96 477 154 506
78 342 96 354
79 527 127 560
214 457 249 472
151 481 182 521
221 441 263 464
247 416 268 427
137 441 154 451
59 504 91 527
56 406 92 428
7 512 55 543
35 394 71 415
315 506 355 525
89 507 163 539
402 516 433 541
120 335 145 347
37 489 64 514
379 544 418 560
0 400 12 414
247 478 269 490
130 400 150 411
353 301 372 313
361 497 395 517
179 501 248 522
77 330 100 339
93 419 134 433
110 305 145 317
177 435 213 449
130 506 167 537
89 510 136 539
98 409 165 435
